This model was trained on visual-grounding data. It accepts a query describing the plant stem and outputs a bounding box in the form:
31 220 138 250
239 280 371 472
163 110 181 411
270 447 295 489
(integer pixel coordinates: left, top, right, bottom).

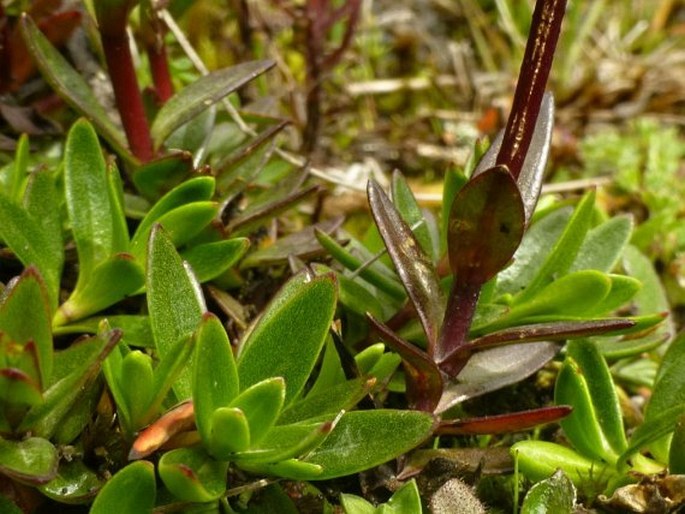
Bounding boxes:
101 32 154 162
496 0 566 179
147 42 174 103
436 280 480 376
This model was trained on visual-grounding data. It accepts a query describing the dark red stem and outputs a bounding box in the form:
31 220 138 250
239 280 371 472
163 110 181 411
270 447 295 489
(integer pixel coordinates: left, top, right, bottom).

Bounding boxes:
435 281 480 376
147 42 174 103
101 32 154 162
496 0 567 179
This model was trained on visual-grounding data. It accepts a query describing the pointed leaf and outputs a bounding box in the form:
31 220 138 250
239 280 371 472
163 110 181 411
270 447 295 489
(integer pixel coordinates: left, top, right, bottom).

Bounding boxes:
19 16 132 162
570 215 633 273
0 368 42 407
237 272 336 405
147 225 206 399
521 469 576 514
448 165 525 284
90 461 155 514
0 267 52 386
517 191 596 303
391 171 437 260
303 410 435 480
54 254 144 325
368 180 443 351
0 436 58 484
229 377 285 446
182 238 250 283
438 406 571 435
132 151 194 200
158 447 229 502
151 60 275 149
193 312 239 446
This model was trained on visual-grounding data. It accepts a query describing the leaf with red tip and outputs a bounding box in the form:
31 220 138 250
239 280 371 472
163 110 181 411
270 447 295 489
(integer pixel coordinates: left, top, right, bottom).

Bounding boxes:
447 165 525 285
437 406 571 435
368 180 443 351
129 401 195 460
367 314 443 412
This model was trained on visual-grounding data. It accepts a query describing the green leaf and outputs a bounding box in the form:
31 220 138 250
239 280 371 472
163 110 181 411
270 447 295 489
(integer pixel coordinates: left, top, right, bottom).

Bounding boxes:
210 407 251 457
512 441 616 489
19 16 132 163
131 176 215 249
119 351 154 428
448 165 525 285
19 328 121 438
590 275 641 315
237 272 336 405
303 410 435 480
9 133 29 202
158 447 229 502
147 333 196 420
230 377 285 446
0 366 42 408
0 267 53 386
182 238 250 283
341 494 376 514
54 314 152 347
0 436 58 484
517 191 596 302
669 413 685 474
90 461 156 514
368 179 443 350
64 119 126 286
151 60 275 149
235 420 333 464
131 202 219 262
54 255 145 326
0 195 60 302
193 313 239 446
383 479 423 513
40 459 104 504
521 470 576 514
391 171 436 261
570 215 632 273
147 225 206 399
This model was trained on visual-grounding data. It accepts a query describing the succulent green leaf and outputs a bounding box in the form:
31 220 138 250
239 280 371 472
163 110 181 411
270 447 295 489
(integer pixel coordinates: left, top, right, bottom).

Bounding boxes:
132 176 215 245
448 165 525 285
240 458 323 480
64 119 125 285
383 479 423 513
303 410 435 480
340 493 375 514
570 215 633 273
368 179 443 350
521 469 576 514
119 351 154 428
151 60 275 149
147 225 206 399
19 328 121 437
209 407 250 458
54 314 153 347
147 333 196 420
19 16 132 163
106 159 130 253
305 338 346 399
39 459 104 504
279 377 373 425
0 436 58 484
234 420 332 464
54 255 144 326
237 272 336 405
512 440 616 489
159 447 229 502
517 191 596 302
555 354 619 463
9 133 29 202
90 461 156 514
230 377 285 446
182 238 250 283
131 151 194 201
0 195 60 302
193 313 239 446
0 267 52 386
0 367 42 407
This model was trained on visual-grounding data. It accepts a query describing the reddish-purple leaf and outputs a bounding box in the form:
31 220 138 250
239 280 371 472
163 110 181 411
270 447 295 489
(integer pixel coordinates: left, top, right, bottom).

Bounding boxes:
437 406 571 435
447 165 525 285
367 314 443 413
368 179 443 351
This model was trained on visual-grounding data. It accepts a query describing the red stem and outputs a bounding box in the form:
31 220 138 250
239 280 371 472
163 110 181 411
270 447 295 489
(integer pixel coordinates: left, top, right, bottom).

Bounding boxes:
101 32 154 162
436 280 480 376
496 0 567 179
147 42 174 103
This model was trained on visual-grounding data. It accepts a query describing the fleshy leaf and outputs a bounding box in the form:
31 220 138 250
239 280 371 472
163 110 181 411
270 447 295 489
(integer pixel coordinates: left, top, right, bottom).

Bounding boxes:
90 461 156 514
147 225 206 399
193 312 239 446
368 179 443 351
131 151 194 201
158 447 228 502
151 60 275 149
0 436 58 484
19 16 132 162
448 165 525 285
209 407 250 457
0 267 52 386
303 410 435 480
39 460 103 504
237 272 336 405
182 238 250 283
570 215 633 273
521 469 576 514
229 377 285 447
